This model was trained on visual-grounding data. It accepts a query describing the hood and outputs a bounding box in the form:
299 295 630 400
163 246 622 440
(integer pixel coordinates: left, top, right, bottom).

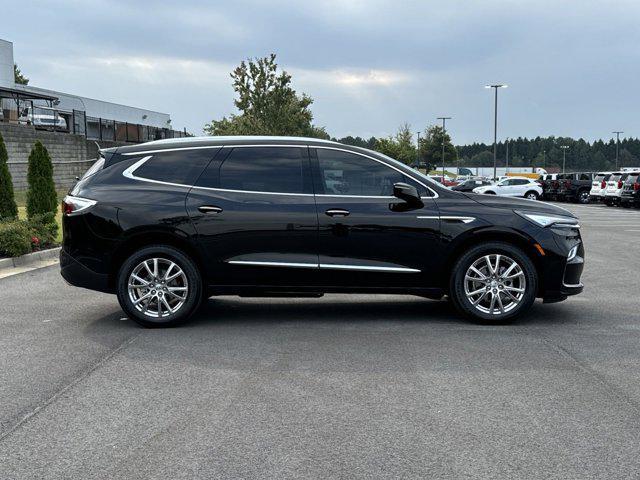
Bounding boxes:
464 193 577 218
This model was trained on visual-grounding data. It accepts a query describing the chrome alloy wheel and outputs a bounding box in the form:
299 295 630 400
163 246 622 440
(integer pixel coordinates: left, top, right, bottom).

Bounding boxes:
464 254 526 315
127 258 189 318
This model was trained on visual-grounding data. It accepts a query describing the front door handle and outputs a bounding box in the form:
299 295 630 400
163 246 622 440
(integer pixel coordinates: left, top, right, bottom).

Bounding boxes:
325 208 350 217
198 205 223 214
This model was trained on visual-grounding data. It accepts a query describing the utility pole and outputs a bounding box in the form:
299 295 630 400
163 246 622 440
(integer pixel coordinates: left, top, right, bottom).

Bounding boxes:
437 116 451 179
613 131 623 169
485 84 507 180
560 145 569 173
543 149 546 169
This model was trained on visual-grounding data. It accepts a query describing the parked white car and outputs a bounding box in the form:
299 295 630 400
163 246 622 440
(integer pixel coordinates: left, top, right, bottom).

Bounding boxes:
472 176 543 200
604 171 639 206
589 172 612 202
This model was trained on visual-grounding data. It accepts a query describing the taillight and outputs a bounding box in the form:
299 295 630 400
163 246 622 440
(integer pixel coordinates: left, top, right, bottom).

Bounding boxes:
601 181 606 189
634 183 640 191
62 195 97 216
618 181 623 189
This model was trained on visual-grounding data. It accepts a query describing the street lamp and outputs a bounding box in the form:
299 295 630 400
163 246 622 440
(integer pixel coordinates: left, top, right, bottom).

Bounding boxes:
613 131 623 168
485 84 508 180
505 137 509 174
416 131 421 170
437 116 451 178
560 145 569 173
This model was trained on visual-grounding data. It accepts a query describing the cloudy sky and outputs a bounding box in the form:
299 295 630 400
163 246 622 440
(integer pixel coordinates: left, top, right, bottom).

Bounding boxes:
4 0 640 143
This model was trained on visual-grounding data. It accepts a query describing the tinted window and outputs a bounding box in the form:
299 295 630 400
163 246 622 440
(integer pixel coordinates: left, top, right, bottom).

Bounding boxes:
579 173 591 181
316 149 422 196
134 149 218 185
512 179 530 185
197 147 307 194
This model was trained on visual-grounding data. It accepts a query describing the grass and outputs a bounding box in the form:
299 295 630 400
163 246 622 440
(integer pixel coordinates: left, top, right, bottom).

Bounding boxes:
15 189 67 243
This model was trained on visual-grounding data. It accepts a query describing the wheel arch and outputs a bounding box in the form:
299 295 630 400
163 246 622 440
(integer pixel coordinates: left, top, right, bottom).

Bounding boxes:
108 230 205 289
442 228 545 295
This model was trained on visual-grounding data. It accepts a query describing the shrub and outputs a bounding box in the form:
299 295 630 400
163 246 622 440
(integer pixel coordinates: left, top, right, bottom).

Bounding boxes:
26 141 58 219
0 132 18 220
28 212 58 246
0 220 32 257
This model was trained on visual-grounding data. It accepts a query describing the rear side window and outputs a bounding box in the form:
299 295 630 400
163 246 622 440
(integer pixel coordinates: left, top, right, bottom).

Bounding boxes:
512 179 530 185
133 149 218 185
196 147 308 194
579 173 591 181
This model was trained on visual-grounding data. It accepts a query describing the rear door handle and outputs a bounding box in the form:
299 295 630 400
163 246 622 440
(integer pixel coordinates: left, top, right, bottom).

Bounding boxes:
198 205 223 214
325 209 350 217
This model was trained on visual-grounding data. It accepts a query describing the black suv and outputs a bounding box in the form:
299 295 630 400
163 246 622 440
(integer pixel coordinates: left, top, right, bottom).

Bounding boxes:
556 172 593 203
61 136 584 327
621 171 640 207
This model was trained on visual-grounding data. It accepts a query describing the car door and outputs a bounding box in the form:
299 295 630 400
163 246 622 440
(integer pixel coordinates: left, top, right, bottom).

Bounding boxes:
185 145 319 288
494 179 512 196
511 178 530 196
310 147 441 289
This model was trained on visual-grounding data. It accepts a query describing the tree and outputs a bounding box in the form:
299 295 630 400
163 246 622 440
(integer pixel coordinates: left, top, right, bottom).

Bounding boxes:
419 125 456 170
14 64 28 85
0 132 18 220
26 141 57 219
204 54 327 138
374 123 417 165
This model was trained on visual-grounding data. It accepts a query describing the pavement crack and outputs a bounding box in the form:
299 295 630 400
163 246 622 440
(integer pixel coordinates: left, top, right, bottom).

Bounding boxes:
535 332 640 412
0 334 140 443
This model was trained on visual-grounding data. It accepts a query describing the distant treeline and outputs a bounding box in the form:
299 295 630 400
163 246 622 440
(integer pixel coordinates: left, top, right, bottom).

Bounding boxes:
334 135 640 172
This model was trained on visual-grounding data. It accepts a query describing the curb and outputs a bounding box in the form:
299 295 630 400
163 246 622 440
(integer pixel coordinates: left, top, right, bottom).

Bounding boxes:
0 247 61 271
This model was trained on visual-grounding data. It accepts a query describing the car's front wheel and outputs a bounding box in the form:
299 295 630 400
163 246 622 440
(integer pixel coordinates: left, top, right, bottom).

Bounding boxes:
524 191 539 200
449 242 537 323
117 245 203 328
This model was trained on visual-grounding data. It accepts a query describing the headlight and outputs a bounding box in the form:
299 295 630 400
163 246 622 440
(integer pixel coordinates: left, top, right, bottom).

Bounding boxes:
515 210 579 228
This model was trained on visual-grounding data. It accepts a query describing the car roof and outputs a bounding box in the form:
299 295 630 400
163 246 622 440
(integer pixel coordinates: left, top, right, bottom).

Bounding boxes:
106 135 343 155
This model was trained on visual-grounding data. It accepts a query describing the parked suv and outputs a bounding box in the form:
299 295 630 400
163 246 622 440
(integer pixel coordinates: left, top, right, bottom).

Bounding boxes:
452 178 492 192
589 172 612 202
620 171 640 207
540 174 558 200
61 136 584 327
472 177 543 200
603 172 628 206
556 172 593 204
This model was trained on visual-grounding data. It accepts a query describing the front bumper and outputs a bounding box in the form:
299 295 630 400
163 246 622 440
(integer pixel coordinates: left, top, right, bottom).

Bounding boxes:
60 249 113 293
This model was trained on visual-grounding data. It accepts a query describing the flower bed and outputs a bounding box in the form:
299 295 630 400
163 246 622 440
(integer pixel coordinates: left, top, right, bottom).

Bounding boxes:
0 213 59 258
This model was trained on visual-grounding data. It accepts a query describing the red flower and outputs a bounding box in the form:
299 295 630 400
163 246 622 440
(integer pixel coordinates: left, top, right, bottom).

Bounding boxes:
31 236 40 246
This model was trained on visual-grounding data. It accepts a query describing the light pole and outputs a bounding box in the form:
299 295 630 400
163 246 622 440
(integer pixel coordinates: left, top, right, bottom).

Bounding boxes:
485 84 507 180
505 138 509 174
560 145 569 173
437 116 451 178
613 131 623 168
416 131 421 170
543 149 546 169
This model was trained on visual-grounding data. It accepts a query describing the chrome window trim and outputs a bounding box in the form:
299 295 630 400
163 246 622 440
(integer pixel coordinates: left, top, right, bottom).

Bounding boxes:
416 216 475 224
313 146 439 199
227 260 420 273
121 144 439 199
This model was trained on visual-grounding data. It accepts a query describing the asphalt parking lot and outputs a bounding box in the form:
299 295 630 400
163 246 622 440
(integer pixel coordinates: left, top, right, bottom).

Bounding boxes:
1 202 639 479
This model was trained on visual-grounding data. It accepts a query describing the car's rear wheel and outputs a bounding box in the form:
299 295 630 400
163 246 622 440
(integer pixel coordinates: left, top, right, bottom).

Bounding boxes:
578 190 590 204
524 191 539 200
117 245 203 328
449 242 537 323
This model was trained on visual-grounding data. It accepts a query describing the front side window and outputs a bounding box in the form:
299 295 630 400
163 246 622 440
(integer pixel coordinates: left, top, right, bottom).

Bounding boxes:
196 146 307 194
133 149 218 185
315 148 426 196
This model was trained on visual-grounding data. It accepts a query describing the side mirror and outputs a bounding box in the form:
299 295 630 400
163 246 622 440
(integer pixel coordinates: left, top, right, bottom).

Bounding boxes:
393 182 423 207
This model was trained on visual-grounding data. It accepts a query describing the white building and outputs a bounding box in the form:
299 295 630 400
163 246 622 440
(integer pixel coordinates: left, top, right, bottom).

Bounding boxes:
0 38 178 141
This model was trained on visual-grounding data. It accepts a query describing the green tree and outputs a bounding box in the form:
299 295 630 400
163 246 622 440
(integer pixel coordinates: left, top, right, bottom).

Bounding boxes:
374 123 417 165
14 64 28 85
0 132 18 220
204 54 326 138
26 141 57 219
419 125 456 169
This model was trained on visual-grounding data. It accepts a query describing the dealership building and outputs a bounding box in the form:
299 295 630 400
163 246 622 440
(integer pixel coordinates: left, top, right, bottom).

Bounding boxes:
0 38 184 142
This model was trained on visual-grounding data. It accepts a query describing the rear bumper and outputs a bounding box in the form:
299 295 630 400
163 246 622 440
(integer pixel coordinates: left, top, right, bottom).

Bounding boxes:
60 249 113 294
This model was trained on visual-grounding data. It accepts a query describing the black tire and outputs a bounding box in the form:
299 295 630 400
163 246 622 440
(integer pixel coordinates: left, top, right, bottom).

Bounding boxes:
449 242 537 324
524 191 539 201
578 190 590 204
117 245 203 328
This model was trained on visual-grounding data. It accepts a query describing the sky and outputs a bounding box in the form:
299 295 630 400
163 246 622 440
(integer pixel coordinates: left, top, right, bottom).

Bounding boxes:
3 0 640 144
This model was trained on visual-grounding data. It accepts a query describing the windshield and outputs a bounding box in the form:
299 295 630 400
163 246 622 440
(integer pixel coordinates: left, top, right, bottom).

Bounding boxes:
610 174 622 181
625 174 639 183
